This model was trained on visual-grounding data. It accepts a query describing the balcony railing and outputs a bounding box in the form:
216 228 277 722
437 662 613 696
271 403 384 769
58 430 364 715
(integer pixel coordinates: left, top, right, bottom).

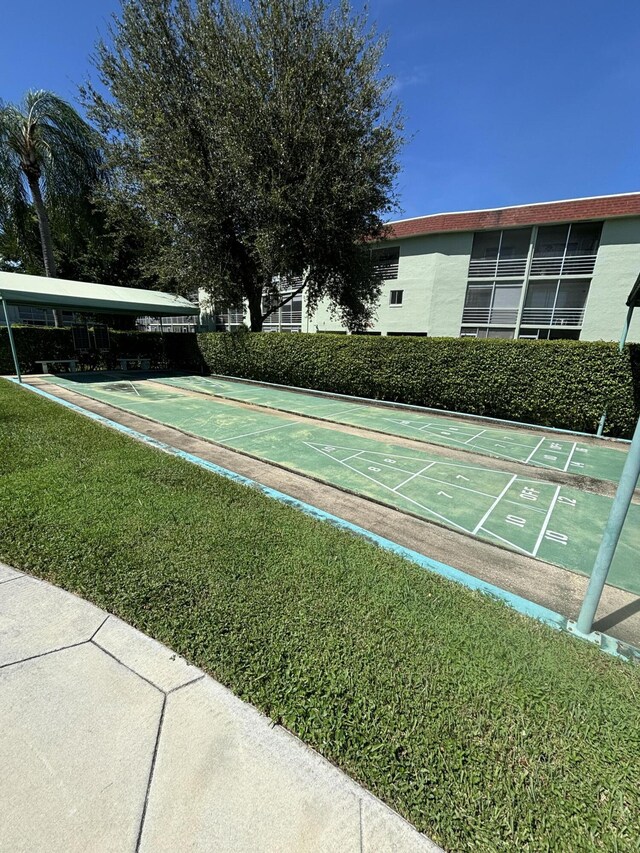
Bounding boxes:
461 307 519 325
263 310 303 331
468 257 527 278
469 253 597 279
530 255 597 277
520 307 585 326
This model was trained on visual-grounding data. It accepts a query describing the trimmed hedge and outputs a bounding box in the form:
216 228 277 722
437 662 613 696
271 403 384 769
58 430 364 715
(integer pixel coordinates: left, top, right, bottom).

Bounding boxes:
3 325 638 437
197 332 640 438
0 326 204 374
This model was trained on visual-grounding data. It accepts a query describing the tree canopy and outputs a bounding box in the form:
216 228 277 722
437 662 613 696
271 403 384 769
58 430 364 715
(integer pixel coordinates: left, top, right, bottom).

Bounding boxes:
86 0 404 330
0 90 103 277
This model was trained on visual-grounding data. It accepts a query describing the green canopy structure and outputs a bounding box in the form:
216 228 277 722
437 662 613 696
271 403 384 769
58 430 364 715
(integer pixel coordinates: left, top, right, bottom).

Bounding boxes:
619 272 640 350
0 270 199 382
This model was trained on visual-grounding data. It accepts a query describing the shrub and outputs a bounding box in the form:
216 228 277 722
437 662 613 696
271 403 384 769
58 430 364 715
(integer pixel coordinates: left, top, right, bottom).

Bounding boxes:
197 332 640 438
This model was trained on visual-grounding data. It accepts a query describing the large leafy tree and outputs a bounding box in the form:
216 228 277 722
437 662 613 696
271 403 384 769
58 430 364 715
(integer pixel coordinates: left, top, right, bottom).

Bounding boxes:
86 0 404 331
0 90 103 324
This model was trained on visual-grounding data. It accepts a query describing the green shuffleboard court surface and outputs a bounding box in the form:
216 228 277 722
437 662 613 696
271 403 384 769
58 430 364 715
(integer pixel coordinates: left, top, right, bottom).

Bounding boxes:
43 374 640 596
153 374 629 484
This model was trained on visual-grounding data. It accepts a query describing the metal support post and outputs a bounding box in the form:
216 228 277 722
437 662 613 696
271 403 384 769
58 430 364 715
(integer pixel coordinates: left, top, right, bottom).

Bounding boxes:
575 413 640 634
1 299 21 383
618 304 634 351
159 316 166 368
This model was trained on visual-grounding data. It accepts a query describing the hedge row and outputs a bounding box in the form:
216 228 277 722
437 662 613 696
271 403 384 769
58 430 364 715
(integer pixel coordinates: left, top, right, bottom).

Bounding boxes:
197 332 640 438
3 326 638 437
0 326 203 374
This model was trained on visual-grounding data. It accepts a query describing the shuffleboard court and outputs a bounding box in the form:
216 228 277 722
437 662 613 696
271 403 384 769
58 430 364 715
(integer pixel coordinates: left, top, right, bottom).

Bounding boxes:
152 375 629 484
41 374 640 596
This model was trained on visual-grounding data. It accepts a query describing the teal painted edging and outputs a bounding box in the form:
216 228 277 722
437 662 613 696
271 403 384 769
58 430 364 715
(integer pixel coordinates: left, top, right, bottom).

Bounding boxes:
8 378 637 662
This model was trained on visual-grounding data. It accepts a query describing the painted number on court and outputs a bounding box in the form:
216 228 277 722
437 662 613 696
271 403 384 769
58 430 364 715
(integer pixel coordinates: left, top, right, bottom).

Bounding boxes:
545 531 568 545
558 496 576 507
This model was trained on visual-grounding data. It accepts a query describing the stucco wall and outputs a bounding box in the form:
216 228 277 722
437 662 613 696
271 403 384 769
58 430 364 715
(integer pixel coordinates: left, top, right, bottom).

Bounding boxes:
581 217 640 342
307 231 472 336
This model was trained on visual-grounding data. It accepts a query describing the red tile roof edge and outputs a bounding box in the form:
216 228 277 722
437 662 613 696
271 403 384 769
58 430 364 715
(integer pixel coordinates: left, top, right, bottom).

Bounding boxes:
386 193 640 240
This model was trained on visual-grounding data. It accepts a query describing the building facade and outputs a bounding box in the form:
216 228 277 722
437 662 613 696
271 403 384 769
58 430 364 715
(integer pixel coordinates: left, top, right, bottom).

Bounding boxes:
5 194 638 342
310 193 640 342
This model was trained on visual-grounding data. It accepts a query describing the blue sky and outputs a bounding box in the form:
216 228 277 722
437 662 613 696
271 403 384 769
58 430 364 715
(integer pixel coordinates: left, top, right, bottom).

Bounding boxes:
2 0 639 219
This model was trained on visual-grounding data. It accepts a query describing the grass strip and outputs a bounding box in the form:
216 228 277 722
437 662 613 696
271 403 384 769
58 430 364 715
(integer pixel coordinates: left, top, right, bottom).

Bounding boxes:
1 380 639 852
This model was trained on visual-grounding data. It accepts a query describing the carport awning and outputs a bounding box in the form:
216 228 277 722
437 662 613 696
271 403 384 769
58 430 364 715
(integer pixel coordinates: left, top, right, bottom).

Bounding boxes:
0 271 199 317
627 274 640 308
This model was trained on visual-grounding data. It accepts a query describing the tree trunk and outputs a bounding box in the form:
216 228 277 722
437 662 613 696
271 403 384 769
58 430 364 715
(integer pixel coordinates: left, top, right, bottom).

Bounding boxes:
247 288 264 332
27 174 61 327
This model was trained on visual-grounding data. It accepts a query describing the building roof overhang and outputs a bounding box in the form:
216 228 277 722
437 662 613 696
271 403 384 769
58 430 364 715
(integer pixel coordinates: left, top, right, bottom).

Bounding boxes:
385 192 640 241
0 271 199 317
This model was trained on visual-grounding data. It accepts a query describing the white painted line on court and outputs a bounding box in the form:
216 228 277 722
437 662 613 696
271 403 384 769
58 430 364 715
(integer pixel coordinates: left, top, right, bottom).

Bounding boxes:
319 406 364 418
524 437 546 464
392 463 437 490
464 429 487 444
340 450 365 462
478 527 533 556
306 444 471 533
563 443 579 472
472 475 518 535
532 486 562 557
503 498 546 515
343 455 497 498
221 421 297 442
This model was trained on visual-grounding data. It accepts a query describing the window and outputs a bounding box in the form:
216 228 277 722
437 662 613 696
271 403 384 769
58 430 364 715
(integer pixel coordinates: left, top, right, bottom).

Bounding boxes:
387 331 428 337
390 290 403 306
471 231 501 261
522 279 589 326
531 222 601 276
492 284 521 310
371 246 400 280
469 228 532 277
462 280 523 325
459 327 514 339
534 225 569 259
518 328 581 341
566 222 601 256
497 228 531 260
464 285 492 308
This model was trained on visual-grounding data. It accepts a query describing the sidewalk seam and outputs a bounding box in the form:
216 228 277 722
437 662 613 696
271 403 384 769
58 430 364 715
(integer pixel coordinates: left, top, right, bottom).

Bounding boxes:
135 694 167 853
0 640 89 671
90 638 165 695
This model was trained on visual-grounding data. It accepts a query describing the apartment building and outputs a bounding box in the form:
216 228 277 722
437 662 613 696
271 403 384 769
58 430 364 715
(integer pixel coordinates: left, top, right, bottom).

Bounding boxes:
309 193 640 341
5 193 638 342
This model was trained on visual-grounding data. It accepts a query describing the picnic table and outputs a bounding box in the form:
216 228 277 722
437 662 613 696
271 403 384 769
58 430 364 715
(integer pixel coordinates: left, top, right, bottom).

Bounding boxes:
35 359 78 374
119 358 151 371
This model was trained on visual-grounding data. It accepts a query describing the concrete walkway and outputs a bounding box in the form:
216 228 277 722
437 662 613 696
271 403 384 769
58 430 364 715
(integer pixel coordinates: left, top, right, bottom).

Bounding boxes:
0 564 440 853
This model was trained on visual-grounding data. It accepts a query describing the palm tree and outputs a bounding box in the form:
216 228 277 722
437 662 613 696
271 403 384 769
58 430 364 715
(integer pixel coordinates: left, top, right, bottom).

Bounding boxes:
0 90 102 324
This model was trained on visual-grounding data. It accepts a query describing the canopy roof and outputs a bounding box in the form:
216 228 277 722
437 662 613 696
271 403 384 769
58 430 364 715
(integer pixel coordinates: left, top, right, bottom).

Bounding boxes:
627 273 640 308
0 271 199 317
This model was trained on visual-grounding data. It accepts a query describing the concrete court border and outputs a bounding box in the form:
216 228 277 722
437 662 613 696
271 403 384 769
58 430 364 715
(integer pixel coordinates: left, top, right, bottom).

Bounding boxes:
0 565 440 852
7 376 640 661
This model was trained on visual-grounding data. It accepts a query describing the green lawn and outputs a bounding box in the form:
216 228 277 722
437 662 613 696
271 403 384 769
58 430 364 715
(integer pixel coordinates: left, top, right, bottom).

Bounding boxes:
1 379 639 852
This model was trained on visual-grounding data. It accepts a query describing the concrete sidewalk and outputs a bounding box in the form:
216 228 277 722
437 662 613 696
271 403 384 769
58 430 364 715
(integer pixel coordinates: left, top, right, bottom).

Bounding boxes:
0 563 440 852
